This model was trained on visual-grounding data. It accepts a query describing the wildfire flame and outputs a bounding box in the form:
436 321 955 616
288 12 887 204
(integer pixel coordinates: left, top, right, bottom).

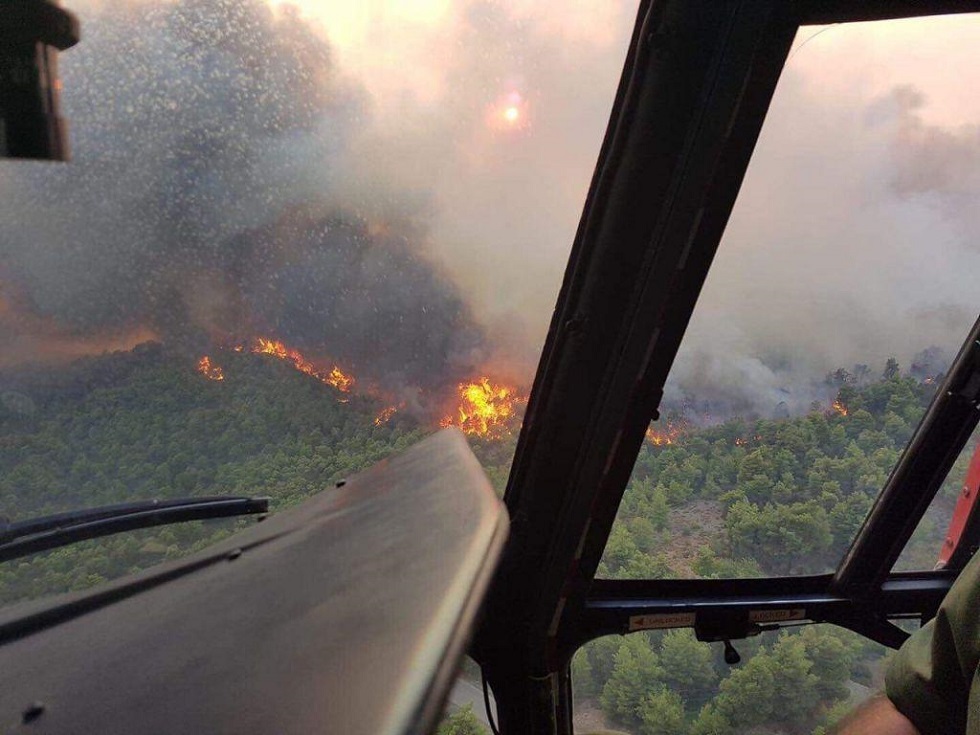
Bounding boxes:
197 355 225 381
374 406 397 426
326 366 355 393
197 340 529 437
646 429 674 446
646 421 684 446
832 398 848 416
249 337 354 392
441 377 524 438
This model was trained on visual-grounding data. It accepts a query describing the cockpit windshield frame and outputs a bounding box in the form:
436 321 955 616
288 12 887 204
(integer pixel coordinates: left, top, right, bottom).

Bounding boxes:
472 1 980 733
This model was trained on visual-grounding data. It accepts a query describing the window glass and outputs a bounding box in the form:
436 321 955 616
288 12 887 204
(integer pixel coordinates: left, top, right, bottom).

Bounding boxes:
436 656 494 735
894 428 980 571
600 15 980 579
0 0 634 607
572 626 886 734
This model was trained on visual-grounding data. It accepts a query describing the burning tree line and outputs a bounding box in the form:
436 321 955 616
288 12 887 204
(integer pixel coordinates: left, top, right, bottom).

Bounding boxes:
0 0 506 436
643 355 945 449
196 336 526 439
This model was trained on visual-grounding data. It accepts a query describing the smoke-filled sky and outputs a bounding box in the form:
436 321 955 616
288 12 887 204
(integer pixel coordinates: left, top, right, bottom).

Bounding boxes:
1 1 979 415
672 15 980 414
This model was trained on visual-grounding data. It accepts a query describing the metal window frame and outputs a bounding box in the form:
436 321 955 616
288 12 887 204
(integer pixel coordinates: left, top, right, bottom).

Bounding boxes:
472 1 980 732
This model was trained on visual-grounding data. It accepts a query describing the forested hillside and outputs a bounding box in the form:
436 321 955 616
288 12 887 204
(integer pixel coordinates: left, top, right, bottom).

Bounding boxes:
0 343 428 604
574 364 978 735
602 366 967 581
2 347 973 735
573 620 895 735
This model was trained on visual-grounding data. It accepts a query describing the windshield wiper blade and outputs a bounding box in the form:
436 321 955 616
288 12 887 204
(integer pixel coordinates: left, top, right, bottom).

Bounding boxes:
0 496 269 563
0 496 267 543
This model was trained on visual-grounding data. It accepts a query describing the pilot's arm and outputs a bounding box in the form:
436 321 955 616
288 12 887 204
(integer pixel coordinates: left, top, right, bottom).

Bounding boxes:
830 694 919 734
835 551 980 735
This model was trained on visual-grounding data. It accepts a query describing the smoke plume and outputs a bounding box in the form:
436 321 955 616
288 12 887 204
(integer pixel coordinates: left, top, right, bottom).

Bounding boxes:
2 4 979 420
663 20 980 418
0 0 486 394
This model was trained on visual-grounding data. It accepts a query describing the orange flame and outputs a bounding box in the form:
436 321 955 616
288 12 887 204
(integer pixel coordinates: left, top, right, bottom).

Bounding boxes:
326 366 355 393
646 429 673 446
646 422 684 446
197 355 225 381
374 406 397 426
441 377 524 438
832 398 848 416
250 337 354 392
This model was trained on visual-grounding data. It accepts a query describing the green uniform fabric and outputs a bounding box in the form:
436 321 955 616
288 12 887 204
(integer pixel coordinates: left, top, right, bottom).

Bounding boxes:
885 552 980 735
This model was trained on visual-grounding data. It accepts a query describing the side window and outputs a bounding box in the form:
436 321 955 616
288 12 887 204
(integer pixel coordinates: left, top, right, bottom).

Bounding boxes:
572 627 885 734
600 15 980 580
0 0 634 608
895 428 980 571
436 657 494 735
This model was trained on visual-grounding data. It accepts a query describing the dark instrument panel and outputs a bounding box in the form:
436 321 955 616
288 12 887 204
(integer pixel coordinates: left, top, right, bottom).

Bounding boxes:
0 429 507 735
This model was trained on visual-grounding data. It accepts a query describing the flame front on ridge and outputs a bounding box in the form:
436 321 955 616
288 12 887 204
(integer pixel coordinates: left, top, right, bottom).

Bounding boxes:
250 337 354 392
646 422 683 446
197 355 225 381
374 406 397 426
441 377 524 438
198 341 529 437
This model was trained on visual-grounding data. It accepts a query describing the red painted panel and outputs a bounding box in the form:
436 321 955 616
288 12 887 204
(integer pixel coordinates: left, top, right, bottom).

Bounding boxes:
937 440 980 568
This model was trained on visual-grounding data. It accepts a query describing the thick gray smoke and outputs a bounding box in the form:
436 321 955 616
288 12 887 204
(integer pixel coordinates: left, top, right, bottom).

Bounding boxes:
662 39 980 419
228 210 483 391
886 84 980 244
2 5 978 419
0 0 485 392
327 10 980 418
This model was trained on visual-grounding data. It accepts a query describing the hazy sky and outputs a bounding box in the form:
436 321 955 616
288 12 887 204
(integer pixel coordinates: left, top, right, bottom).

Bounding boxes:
4 1 980 413
276 4 980 409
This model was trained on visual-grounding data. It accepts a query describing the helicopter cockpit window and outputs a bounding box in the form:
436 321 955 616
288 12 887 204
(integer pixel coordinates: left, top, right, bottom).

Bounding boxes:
599 14 980 581
894 425 980 572
571 625 886 735
0 0 635 609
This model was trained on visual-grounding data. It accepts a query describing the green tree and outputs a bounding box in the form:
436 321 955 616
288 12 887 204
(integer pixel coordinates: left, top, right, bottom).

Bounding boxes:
659 630 718 707
628 516 660 553
769 635 820 727
619 552 674 580
799 627 857 701
713 647 775 726
649 484 670 531
600 635 665 726
584 636 623 687
638 688 688 735
602 524 641 575
691 703 731 735
883 358 901 380
437 705 487 735
819 698 856 732
692 546 762 579
572 649 598 699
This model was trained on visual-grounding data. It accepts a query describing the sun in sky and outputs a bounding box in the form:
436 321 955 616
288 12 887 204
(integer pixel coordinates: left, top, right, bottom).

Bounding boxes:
490 90 527 132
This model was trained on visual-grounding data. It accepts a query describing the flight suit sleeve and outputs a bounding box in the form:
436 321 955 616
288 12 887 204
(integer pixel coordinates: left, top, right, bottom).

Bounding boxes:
885 553 980 735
